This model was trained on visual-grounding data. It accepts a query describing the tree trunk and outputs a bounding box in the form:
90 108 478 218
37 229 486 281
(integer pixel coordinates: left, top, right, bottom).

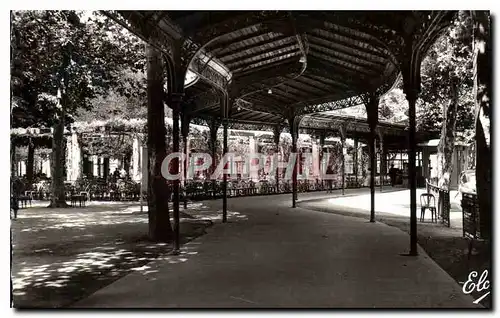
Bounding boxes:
97 156 101 177
49 43 73 208
49 96 69 208
82 154 89 177
103 157 109 182
436 79 459 190
146 44 174 242
11 139 17 177
473 11 491 240
26 139 35 186
124 150 131 177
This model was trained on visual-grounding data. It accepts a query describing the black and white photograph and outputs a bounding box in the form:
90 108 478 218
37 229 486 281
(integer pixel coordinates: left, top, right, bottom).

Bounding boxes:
8 6 493 309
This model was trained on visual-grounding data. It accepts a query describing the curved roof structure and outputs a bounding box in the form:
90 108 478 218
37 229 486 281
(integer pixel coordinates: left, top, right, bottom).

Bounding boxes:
104 10 455 139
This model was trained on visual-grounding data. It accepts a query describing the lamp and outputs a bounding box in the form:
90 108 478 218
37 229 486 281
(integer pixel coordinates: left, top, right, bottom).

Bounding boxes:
268 89 272 94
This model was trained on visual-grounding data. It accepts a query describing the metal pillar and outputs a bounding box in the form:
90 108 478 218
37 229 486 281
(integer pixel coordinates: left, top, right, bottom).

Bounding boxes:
183 137 188 209
364 94 379 223
407 91 418 256
396 14 453 255
291 131 298 208
401 51 421 256
222 119 228 223
287 112 299 208
325 142 331 193
383 148 388 187
273 125 282 189
319 132 326 187
340 125 346 195
353 137 358 187
377 129 384 192
181 113 191 210
221 94 230 223
171 93 182 252
370 137 376 222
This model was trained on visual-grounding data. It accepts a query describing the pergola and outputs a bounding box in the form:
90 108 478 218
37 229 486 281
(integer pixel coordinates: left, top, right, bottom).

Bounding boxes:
103 10 457 254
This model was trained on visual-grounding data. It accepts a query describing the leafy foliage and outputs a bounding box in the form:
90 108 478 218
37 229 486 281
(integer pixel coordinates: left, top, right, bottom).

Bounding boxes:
378 88 408 123
418 11 474 143
330 12 474 140
11 10 144 128
75 73 147 123
417 11 475 188
11 10 145 205
79 133 133 157
229 135 250 156
329 89 408 124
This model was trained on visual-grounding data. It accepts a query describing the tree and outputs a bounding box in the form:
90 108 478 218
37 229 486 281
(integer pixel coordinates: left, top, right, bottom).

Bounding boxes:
329 88 408 124
75 69 148 122
378 88 408 122
472 11 491 239
146 44 174 242
74 70 147 177
11 10 144 207
419 11 474 189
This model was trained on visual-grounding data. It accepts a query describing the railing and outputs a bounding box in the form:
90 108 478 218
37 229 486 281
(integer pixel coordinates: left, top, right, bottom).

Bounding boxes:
461 191 480 239
21 176 368 203
426 179 451 227
21 189 142 202
182 178 364 201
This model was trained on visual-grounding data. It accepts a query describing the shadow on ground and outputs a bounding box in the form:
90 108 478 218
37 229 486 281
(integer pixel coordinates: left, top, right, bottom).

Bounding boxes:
11 201 247 308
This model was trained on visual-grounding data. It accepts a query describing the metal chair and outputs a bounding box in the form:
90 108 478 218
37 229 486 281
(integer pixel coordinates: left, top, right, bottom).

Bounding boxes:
420 193 437 222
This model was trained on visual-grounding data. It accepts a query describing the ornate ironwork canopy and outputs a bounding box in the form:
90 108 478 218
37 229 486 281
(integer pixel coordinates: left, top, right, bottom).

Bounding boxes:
99 10 458 255
104 10 455 140
299 112 434 150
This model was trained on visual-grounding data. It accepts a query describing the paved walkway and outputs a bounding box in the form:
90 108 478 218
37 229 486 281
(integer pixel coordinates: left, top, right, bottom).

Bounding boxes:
303 188 463 227
75 188 479 308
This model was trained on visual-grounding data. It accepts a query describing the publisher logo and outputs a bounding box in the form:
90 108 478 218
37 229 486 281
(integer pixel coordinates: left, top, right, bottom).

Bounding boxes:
462 269 490 304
